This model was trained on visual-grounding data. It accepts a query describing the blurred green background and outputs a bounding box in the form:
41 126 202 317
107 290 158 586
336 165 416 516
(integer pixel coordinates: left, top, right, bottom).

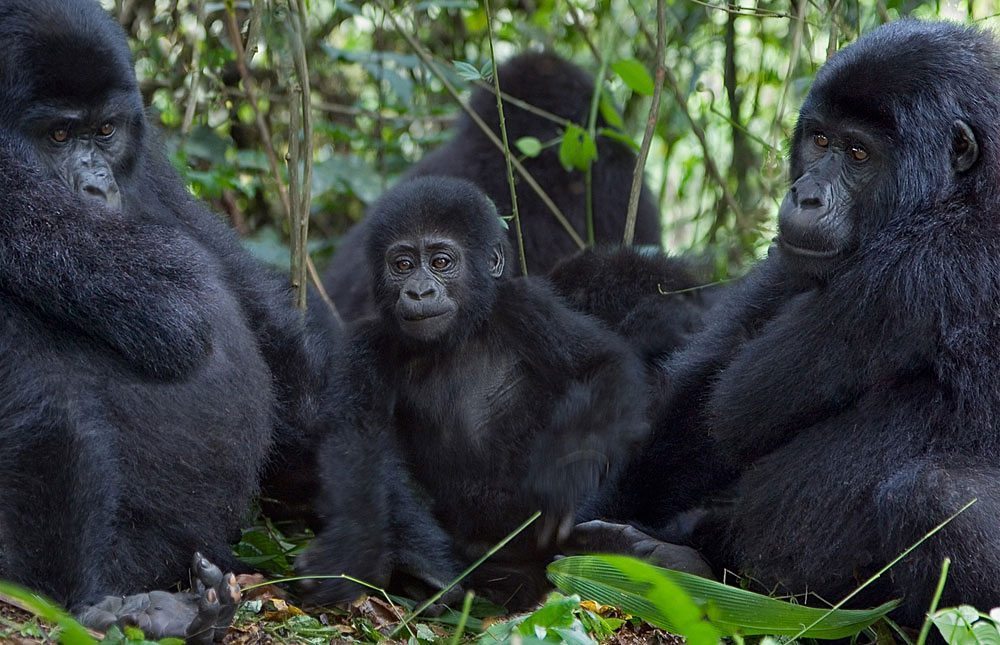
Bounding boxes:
100 0 999 278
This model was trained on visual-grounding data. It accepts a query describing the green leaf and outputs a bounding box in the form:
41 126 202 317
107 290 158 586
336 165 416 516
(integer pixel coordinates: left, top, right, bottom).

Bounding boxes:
515 136 543 158
548 555 898 640
0 581 96 645
598 91 625 129
558 125 597 172
453 60 484 81
611 58 654 96
932 606 1000 645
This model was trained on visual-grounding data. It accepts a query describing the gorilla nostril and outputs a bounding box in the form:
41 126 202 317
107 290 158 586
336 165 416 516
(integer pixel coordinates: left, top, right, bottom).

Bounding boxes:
799 195 824 208
82 184 108 199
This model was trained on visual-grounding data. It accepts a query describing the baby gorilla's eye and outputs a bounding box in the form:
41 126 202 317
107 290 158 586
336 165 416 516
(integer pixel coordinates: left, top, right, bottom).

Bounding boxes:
51 128 69 143
813 133 829 148
395 258 413 271
98 123 115 137
431 256 451 270
849 146 869 162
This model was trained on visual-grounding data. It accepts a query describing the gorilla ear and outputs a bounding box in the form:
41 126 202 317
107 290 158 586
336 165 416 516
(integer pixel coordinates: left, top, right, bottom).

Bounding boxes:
489 244 505 278
951 119 979 173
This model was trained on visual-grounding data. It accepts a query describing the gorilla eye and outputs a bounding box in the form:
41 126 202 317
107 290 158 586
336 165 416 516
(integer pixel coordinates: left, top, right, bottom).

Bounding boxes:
98 123 115 137
849 146 869 162
50 128 69 143
395 258 414 272
431 256 451 271
813 133 829 148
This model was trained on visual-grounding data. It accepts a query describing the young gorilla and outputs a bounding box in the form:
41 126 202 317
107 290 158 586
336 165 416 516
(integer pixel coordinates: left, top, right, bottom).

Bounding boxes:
0 0 328 640
601 20 1000 622
324 51 663 321
299 177 648 609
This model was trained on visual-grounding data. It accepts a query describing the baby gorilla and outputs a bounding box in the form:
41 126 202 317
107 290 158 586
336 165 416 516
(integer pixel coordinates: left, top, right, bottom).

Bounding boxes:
299 177 648 609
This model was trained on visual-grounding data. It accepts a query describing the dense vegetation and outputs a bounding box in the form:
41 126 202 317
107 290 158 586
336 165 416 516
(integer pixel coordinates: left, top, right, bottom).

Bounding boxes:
103 0 992 280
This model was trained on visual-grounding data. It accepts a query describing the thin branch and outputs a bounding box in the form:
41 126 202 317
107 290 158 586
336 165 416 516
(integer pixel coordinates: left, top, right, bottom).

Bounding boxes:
288 0 314 311
224 1 342 325
632 4 744 229
370 0 584 251
623 0 666 245
484 0 528 276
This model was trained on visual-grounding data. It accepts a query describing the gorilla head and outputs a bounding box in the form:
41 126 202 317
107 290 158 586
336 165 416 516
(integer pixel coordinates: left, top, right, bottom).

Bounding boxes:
365 177 507 344
0 0 146 210
776 20 1000 278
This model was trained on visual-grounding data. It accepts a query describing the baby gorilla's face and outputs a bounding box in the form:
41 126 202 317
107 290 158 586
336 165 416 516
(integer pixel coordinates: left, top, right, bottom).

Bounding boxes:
385 235 463 342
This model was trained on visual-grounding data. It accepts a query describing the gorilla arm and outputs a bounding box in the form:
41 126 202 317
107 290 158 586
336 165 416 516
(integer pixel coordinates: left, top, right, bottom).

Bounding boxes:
502 279 649 541
296 324 461 605
0 137 214 381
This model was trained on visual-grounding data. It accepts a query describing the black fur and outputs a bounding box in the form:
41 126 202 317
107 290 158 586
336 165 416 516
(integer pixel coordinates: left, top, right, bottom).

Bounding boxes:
0 0 322 616
549 246 717 368
324 51 663 321
300 177 648 609
614 20 1000 622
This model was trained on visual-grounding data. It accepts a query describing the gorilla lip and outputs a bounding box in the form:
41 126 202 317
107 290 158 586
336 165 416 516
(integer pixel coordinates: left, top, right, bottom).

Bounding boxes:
776 236 841 259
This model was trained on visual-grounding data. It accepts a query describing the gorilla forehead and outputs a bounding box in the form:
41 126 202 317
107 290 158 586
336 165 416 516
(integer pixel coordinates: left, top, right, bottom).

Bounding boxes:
0 0 138 114
804 20 1000 129
365 177 503 260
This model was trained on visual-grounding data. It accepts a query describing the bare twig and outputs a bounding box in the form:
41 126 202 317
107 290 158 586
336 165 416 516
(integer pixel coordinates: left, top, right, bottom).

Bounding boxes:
288 0 313 311
623 0 666 245
484 0 528 275
370 0 584 251
224 1 342 324
180 0 206 135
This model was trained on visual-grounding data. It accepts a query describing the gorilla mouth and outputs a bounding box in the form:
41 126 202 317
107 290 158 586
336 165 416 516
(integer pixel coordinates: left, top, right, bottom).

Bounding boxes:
777 236 841 259
401 310 450 322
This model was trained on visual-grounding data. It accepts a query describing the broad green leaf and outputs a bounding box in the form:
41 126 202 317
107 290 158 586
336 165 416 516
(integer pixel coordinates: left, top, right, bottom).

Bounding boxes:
0 581 96 645
558 125 597 172
932 606 1000 645
515 136 543 157
548 555 898 640
611 58 654 96
548 556 720 645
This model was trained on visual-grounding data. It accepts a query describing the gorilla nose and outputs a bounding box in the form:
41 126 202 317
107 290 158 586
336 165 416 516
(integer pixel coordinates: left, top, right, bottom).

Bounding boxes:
79 174 122 210
405 285 437 300
791 179 830 209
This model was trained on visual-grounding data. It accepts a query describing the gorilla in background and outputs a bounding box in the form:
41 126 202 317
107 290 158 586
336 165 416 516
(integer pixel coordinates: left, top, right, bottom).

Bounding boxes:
324 51 664 321
0 0 328 639
549 246 719 369
298 177 650 610
599 20 1000 623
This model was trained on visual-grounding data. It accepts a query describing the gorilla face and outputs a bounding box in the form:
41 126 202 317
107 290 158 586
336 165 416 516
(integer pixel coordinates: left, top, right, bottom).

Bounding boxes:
386 236 464 342
0 0 145 213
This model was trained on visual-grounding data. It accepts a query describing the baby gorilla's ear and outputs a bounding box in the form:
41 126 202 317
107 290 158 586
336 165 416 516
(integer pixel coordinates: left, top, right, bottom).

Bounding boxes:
489 244 505 278
951 119 979 173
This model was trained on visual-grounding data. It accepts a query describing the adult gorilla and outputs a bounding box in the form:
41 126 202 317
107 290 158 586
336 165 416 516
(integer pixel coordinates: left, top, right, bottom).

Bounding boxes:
324 52 663 321
601 20 1000 622
0 0 323 640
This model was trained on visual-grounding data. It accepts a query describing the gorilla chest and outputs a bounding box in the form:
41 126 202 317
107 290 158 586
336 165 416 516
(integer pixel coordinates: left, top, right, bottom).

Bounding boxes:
395 345 528 448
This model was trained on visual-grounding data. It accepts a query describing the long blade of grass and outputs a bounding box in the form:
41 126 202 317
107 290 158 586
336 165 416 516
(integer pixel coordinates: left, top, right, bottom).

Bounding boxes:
0 581 97 645
548 555 898 640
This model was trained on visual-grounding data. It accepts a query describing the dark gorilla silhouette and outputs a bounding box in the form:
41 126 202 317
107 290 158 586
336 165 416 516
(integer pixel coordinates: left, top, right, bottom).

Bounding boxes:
549 246 718 369
0 0 326 640
299 177 648 610
603 20 1000 623
324 51 663 321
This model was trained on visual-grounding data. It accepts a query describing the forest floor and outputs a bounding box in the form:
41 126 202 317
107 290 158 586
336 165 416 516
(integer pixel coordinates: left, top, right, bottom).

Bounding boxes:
0 585 683 644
